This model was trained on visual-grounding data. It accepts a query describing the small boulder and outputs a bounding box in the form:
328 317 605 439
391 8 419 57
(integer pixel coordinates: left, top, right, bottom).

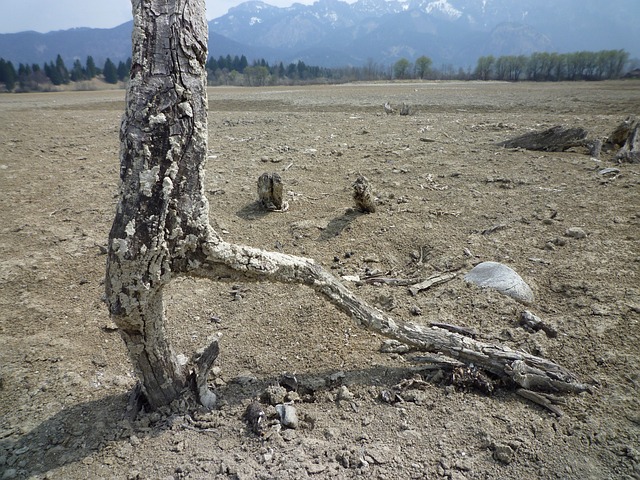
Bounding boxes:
276 404 299 429
464 261 534 305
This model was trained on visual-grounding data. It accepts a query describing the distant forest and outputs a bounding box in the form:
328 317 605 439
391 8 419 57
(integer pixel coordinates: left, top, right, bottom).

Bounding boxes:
0 49 634 92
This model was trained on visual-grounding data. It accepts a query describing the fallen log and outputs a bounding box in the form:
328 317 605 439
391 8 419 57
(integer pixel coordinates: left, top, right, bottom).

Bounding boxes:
498 126 588 152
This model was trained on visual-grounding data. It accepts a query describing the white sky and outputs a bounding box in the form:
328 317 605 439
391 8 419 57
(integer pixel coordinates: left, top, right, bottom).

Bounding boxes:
0 0 312 34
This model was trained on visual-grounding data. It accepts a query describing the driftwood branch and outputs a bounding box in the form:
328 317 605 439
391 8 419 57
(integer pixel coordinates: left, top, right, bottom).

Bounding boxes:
191 235 590 394
408 272 457 296
500 117 640 163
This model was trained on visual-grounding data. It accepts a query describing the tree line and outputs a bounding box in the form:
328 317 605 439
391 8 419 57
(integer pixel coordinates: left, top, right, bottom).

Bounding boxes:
473 49 630 82
205 49 632 85
0 48 634 92
0 55 132 92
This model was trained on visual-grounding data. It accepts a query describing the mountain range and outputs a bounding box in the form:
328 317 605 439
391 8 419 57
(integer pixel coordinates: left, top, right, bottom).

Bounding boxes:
1 0 638 69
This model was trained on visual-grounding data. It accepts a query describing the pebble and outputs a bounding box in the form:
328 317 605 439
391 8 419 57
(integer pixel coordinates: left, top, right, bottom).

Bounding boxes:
281 428 297 441
493 444 515 464
464 261 534 305
306 463 327 474
232 373 258 386
1 469 17 480
336 385 354 401
565 227 587 239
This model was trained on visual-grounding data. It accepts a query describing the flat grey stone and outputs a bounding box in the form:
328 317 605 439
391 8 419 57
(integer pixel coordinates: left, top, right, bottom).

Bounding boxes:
464 261 534 305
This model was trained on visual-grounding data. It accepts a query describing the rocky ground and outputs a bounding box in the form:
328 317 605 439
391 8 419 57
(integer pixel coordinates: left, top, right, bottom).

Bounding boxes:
0 81 639 479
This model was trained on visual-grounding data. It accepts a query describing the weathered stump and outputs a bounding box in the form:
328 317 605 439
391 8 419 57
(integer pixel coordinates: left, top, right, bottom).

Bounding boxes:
257 172 288 211
105 0 212 408
352 175 376 213
610 116 640 163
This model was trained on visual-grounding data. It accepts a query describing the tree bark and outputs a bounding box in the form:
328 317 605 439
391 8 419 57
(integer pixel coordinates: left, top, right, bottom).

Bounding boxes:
106 0 588 410
105 0 210 408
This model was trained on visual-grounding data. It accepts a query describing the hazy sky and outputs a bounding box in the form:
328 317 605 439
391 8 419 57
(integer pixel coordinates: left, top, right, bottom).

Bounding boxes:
0 0 313 34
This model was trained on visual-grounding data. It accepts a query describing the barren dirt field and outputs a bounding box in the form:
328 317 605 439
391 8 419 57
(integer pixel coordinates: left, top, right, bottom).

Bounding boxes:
1 81 639 479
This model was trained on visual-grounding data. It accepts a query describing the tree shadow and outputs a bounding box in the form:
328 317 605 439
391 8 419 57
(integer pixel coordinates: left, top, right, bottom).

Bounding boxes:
318 210 362 241
235 201 270 221
0 393 132 478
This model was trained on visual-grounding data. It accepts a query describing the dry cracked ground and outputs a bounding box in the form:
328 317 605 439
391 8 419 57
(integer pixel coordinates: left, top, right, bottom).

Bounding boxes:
1 80 639 479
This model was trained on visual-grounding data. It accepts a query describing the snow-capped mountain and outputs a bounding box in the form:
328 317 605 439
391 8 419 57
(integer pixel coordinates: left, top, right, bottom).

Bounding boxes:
0 0 637 69
209 0 639 67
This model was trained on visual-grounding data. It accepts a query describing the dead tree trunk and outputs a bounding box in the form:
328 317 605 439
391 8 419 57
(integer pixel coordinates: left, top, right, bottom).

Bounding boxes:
106 0 588 410
105 0 210 408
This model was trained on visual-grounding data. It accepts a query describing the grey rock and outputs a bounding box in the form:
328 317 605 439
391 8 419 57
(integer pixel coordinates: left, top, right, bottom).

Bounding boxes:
232 372 258 386
465 261 534 305
263 385 287 406
306 463 327 474
493 443 515 464
276 404 299 429
565 227 587 239
336 385 354 401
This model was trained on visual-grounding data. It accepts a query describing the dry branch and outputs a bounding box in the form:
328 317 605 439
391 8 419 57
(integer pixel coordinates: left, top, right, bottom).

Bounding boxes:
191 237 590 394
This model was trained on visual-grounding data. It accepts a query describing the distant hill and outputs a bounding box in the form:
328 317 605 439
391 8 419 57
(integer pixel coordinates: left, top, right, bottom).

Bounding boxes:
0 22 133 68
1 0 638 69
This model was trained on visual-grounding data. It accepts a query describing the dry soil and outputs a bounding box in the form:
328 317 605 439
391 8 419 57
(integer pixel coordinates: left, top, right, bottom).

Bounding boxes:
0 81 639 479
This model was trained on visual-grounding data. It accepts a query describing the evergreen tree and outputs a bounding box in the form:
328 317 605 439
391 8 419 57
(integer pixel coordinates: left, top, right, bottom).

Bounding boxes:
55 54 70 84
45 60 64 85
70 59 85 82
239 55 248 73
117 61 129 81
85 55 97 79
0 58 17 90
103 58 118 84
